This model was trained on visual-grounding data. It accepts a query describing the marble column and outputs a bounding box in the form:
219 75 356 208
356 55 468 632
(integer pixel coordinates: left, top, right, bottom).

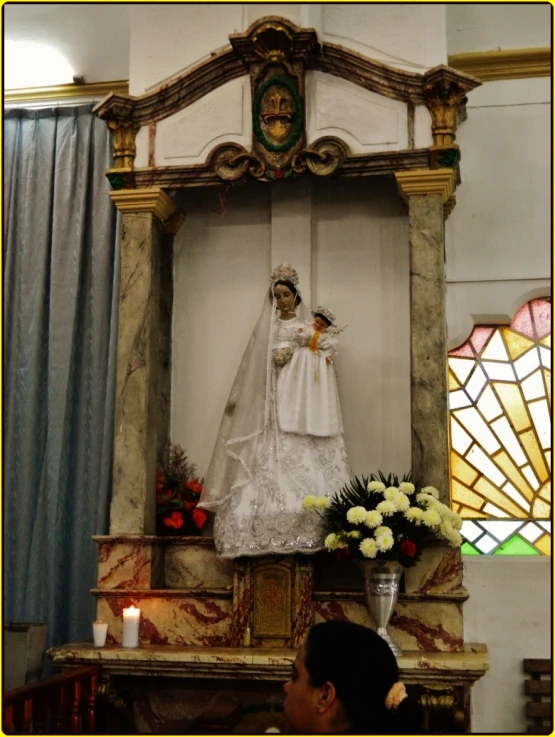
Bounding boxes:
395 170 456 503
108 188 177 534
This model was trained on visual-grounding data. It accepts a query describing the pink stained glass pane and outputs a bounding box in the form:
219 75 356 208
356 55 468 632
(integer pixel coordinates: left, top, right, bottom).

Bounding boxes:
471 327 494 355
511 302 534 338
449 341 474 358
531 299 551 339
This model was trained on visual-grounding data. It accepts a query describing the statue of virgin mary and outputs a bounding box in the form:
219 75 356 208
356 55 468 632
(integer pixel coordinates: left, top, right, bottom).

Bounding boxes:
198 263 351 558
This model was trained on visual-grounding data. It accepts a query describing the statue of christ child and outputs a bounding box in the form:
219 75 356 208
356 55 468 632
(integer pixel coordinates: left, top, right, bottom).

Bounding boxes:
277 306 344 437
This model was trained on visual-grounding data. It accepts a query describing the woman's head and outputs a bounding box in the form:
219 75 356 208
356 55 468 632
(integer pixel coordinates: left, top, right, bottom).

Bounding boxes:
284 621 410 734
271 280 302 312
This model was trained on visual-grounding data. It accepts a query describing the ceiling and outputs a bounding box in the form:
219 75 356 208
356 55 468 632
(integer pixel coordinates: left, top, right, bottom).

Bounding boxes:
4 3 130 88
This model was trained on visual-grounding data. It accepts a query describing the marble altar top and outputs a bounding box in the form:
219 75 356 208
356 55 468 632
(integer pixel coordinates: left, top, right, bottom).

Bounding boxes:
48 642 488 685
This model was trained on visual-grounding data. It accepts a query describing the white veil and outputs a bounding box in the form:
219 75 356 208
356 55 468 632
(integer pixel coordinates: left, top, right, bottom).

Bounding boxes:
199 275 311 510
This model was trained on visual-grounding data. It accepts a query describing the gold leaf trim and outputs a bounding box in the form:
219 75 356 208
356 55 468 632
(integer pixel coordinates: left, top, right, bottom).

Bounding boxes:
5 80 129 103
395 169 456 203
109 187 175 223
447 48 551 82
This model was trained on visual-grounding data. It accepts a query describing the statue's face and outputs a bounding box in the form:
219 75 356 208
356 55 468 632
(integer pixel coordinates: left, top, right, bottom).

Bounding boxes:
313 316 329 331
274 284 296 313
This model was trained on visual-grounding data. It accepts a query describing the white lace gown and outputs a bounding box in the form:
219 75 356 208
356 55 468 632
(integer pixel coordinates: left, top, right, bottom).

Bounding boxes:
277 323 344 437
213 316 351 558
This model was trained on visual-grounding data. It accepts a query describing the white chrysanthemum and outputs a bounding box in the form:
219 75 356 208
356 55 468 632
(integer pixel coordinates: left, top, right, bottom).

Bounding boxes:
404 507 424 525
314 496 331 510
375 533 394 552
422 508 441 527
399 481 415 494
347 506 368 524
384 486 399 501
416 492 438 507
376 500 397 516
375 525 393 537
360 538 378 558
324 533 339 550
367 480 386 492
422 485 440 499
394 492 410 512
448 510 463 531
303 495 318 510
364 510 383 529
350 530 362 539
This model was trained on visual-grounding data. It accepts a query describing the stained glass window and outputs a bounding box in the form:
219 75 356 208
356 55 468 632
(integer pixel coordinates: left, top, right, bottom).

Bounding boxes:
448 298 551 555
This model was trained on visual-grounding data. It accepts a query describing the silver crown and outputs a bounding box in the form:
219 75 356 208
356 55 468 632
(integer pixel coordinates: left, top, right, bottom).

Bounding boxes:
270 262 299 285
312 306 336 325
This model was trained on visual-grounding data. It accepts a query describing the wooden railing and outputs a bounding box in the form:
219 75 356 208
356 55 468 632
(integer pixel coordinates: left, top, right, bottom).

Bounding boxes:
3 666 100 734
524 659 552 734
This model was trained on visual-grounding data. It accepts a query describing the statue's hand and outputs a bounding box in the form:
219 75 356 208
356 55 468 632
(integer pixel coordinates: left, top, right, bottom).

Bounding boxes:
225 401 236 417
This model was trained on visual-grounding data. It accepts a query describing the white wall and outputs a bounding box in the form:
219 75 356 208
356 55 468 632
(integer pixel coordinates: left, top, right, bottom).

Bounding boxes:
445 76 551 348
464 557 552 733
447 3 552 53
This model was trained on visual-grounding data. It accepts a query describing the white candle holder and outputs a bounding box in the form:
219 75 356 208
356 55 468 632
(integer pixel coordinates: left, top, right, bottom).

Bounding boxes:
122 606 140 648
92 620 108 647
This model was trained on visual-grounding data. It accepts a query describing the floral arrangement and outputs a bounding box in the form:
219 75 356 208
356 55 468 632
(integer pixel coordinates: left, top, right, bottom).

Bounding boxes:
156 443 207 533
303 472 463 567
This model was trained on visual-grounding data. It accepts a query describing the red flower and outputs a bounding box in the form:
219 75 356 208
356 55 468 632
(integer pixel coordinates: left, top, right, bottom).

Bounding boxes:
183 500 197 511
335 547 351 561
401 540 417 558
156 471 165 491
274 168 284 180
185 478 203 494
192 507 208 529
163 511 184 529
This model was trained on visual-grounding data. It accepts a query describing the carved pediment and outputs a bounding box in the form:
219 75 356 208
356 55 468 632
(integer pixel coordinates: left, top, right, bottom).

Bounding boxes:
94 16 481 186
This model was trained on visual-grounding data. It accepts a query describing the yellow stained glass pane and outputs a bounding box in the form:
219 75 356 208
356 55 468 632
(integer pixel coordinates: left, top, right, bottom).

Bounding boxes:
493 382 532 432
451 417 473 455
539 483 551 502
477 385 503 421
494 450 534 501
454 408 501 454
482 330 509 361
451 452 479 486
532 498 551 517
528 399 551 450
491 416 527 466
449 357 475 384
540 335 551 348
451 478 484 511
521 370 545 402
503 328 535 360
449 371 460 391
460 508 488 518
474 477 528 518
519 429 549 483
534 534 551 556
545 451 551 471
543 369 551 408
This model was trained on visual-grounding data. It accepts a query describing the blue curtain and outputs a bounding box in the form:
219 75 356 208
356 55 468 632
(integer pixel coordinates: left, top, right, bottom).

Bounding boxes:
3 105 119 649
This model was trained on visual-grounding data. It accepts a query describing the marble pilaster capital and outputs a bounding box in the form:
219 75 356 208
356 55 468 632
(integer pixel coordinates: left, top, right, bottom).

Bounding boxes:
109 187 176 225
395 168 456 204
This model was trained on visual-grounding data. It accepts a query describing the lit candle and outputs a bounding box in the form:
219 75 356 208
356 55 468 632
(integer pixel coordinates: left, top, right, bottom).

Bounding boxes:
92 620 108 647
122 606 140 648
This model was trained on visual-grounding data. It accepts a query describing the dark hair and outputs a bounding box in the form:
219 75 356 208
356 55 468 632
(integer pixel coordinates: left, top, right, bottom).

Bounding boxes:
304 621 423 734
313 312 332 327
269 280 302 305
